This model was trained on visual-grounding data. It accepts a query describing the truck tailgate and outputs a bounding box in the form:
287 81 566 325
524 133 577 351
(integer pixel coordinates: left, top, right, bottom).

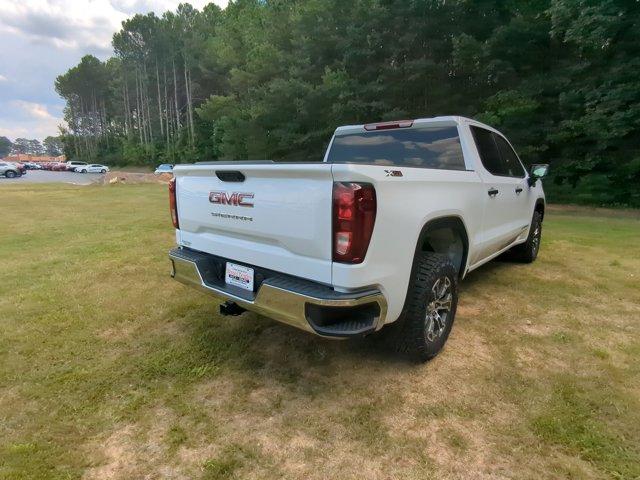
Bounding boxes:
174 163 334 284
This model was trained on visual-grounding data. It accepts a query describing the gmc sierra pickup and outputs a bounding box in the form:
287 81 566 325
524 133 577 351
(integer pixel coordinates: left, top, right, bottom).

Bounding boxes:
168 116 548 361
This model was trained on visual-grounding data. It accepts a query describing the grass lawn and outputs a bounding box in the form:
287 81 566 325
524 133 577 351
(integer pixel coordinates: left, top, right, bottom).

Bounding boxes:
1 183 639 479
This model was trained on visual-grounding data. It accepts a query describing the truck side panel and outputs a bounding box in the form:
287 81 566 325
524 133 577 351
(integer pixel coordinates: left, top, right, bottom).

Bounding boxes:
330 163 485 324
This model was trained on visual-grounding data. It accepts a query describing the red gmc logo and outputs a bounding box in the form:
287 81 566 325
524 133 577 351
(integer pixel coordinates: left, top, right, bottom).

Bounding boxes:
209 191 254 207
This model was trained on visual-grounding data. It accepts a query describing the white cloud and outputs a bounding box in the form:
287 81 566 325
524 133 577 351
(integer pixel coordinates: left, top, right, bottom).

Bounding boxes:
12 100 57 120
0 1 124 52
0 0 228 52
0 116 64 140
112 0 219 14
0 101 65 140
0 0 228 141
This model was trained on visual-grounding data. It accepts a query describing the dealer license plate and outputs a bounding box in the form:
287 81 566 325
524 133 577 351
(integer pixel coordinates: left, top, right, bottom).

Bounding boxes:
225 262 254 291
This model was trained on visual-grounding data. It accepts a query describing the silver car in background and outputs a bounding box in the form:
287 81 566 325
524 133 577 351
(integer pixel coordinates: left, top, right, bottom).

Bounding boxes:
0 161 23 178
154 164 174 174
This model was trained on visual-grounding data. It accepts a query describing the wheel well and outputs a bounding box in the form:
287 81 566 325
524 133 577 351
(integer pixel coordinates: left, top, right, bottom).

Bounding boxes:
535 199 545 221
418 217 469 277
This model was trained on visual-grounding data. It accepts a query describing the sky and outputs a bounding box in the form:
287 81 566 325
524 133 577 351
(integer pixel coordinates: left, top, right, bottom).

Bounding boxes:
0 0 228 142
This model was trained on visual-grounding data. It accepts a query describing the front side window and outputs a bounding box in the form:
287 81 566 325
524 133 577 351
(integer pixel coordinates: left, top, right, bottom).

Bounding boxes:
494 135 525 178
327 125 466 171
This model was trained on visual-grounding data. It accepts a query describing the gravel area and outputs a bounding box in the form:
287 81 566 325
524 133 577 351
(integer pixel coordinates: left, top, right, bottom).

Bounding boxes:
0 170 105 185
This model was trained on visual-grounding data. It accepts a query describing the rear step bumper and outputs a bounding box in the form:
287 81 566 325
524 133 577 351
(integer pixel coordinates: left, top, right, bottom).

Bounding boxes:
169 247 387 338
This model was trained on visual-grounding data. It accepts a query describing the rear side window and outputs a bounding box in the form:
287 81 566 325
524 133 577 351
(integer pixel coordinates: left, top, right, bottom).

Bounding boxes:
327 125 466 170
471 126 525 178
470 126 507 176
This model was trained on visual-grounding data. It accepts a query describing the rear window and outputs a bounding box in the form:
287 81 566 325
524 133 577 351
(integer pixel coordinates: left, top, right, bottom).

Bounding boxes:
327 125 466 170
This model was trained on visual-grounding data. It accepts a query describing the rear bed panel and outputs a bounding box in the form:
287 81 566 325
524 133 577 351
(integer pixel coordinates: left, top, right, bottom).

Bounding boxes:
174 163 334 284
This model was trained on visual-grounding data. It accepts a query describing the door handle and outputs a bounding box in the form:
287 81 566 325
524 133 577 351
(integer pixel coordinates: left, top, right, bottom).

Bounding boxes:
488 188 499 197
515 187 523 194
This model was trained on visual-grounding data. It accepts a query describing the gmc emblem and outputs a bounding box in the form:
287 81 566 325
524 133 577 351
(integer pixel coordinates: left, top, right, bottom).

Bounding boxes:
209 191 254 207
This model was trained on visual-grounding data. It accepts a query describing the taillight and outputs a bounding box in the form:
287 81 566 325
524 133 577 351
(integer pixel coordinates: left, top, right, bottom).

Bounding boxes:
169 177 179 229
333 182 376 263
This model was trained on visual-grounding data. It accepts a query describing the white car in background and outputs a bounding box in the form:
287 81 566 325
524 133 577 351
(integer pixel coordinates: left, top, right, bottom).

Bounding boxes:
66 161 88 171
75 164 109 173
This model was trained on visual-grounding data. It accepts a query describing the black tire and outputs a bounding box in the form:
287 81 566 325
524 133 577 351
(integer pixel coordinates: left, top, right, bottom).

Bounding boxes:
100 169 106 174
384 252 458 362
81 169 87 173
5 170 16 178
510 211 542 263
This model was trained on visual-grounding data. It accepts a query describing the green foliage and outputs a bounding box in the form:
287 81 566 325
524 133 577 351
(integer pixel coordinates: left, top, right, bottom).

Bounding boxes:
0 136 11 157
42 136 63 156
56 0 640 206
10 138 44 156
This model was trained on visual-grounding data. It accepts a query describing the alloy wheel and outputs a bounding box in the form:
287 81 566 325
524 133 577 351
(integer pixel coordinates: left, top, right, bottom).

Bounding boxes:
532 222 541 256
425 276 453 342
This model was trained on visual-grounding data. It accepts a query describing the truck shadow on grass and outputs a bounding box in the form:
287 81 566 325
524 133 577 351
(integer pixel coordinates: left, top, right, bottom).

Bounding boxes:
169 258 519 391
459 257 514 290
166 257 526 387
188 312 411 376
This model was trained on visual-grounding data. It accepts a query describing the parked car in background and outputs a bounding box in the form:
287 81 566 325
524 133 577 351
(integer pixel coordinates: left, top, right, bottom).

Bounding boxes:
14 163 27 175
66 161 88 171
52 163 67 171
41 163 53 170
75 164 109 173
154 164 174 174
0 161 23 178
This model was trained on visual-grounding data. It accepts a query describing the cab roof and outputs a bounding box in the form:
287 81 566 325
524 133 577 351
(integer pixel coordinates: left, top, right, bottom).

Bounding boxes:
334 116 495 135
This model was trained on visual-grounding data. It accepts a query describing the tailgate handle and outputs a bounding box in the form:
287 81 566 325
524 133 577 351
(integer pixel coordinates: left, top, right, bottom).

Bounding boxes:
216 170 245 182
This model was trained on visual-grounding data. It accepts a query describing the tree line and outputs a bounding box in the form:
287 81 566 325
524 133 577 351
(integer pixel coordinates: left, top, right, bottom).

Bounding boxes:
56 0 640 206
0 136 63 158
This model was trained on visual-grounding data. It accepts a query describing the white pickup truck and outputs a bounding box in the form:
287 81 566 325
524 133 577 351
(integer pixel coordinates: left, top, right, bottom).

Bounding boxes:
169 116 548 361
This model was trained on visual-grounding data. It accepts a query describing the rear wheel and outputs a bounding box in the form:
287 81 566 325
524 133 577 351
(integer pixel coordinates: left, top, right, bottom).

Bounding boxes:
384 252 458 362
81 169 87 173
100 169 106 173
510 211 542 263
5 170 16 178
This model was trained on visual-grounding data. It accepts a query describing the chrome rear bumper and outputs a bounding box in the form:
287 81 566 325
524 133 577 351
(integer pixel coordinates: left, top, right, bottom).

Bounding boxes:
169 248 387 337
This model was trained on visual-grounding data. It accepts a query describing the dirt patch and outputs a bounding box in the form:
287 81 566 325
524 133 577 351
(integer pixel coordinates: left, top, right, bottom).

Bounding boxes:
82 409 187 480
103 171 172 185
82 424 140 480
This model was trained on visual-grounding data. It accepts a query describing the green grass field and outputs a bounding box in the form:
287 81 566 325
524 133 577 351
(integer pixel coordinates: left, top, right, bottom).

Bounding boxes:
1 184 639 479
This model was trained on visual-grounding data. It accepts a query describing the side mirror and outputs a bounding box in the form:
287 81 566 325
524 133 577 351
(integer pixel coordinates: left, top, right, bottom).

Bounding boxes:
528 164 549 187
